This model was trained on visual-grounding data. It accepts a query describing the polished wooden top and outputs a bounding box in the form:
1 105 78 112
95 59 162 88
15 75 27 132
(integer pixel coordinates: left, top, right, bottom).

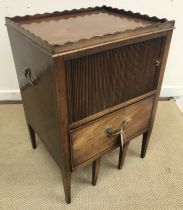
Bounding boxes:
7 6 173 53
17 10 153 46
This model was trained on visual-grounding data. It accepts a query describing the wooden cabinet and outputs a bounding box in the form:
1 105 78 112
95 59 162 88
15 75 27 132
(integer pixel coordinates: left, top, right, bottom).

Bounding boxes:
6 6 174 204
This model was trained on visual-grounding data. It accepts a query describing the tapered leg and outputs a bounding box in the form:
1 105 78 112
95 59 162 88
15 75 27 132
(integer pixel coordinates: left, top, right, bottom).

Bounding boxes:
62 172 71 204
141 131 151 158
118 142 129 169
27 123 36 149
92 157 102 186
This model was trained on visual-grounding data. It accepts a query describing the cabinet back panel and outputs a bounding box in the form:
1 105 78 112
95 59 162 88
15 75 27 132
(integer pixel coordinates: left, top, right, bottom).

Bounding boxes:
65 37 163 123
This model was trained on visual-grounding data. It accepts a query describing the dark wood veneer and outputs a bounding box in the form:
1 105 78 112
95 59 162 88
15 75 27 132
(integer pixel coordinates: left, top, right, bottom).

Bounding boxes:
6 6 174 204
65 37 162 123
70 97 153 168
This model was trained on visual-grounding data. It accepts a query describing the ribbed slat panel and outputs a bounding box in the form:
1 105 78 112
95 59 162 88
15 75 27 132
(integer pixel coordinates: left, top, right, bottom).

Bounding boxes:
65 37 163 123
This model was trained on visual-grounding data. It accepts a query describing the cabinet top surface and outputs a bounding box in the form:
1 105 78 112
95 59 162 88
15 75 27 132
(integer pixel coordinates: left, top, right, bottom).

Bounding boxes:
15 11 153 45
6 6 174 54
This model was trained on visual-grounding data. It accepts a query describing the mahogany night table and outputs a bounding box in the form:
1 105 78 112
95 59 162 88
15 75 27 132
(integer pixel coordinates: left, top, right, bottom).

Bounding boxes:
6 6 174 203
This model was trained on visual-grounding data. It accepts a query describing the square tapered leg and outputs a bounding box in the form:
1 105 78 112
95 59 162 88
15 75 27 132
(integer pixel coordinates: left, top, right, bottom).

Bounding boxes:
92 157 102 186
141 131 151 158
118 142 130 169
27 123 36 149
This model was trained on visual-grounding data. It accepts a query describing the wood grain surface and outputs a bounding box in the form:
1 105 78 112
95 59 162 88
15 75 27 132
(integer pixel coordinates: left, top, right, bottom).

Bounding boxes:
65 38 162 123
18 10 153 46
70 97 154 168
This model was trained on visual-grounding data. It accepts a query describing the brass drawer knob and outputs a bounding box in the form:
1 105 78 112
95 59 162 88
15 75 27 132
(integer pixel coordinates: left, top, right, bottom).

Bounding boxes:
105 118 131 136
155 59 161 67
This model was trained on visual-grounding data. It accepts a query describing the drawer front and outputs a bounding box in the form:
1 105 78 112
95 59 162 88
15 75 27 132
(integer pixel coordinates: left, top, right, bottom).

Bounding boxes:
70 97 154 168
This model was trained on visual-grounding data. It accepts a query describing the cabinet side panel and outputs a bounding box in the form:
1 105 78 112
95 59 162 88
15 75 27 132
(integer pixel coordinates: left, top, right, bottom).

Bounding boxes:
7 27 63 168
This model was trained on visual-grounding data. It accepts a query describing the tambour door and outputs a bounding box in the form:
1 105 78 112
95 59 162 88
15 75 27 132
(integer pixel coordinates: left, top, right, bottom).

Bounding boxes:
65 37 163 123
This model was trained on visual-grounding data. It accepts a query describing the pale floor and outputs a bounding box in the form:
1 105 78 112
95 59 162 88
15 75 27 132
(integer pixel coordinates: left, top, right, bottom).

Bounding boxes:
0 101 183 210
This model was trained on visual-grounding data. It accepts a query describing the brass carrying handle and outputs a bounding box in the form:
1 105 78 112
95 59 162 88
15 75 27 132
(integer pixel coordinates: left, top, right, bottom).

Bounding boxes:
105 119 131 136
24 68 38 86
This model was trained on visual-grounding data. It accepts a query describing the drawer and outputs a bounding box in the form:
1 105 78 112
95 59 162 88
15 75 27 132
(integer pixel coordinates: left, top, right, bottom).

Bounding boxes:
70 97 154 168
